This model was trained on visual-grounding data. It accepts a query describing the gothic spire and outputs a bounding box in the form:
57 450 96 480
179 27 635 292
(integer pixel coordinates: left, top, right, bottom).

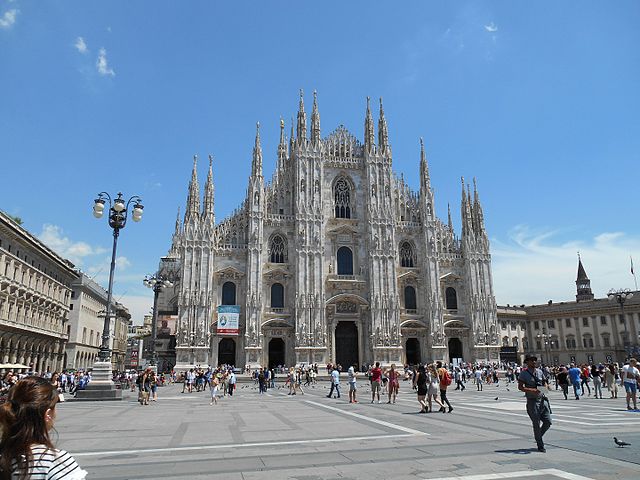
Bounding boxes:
364 96 375 149
419 137 430 191
576 253 594 302
311 90 321 145
296 89 307 141
289 116 295 151
447 203 453 231
378 97 389 149
252 122 263 177
461 177 472 237
472 177 485 233
184 154 200 223
174 207 181 235
277 118 287 171
202 154 215 222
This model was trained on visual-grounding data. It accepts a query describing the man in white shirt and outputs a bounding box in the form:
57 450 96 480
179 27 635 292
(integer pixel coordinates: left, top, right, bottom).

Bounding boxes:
326 366 341 399
621 358 640 410
347 365 358 403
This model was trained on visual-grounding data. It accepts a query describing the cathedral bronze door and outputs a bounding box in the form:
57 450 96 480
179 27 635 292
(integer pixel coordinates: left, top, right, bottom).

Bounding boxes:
405 338 421 365
268 338 285 369
218 338 236 366
448 337 463 363
335 321 358 369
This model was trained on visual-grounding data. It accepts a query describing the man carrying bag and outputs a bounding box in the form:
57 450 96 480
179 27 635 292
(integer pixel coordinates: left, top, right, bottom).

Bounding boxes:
518 354 552 452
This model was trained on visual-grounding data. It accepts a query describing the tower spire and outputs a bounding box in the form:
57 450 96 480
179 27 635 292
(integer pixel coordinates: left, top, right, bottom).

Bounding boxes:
296 89 307 141
473 177 485 233
252 122 263 177
202 154 215 222
419 137 430 191
447 203 453 231
378 97 389 149
364 96 375 149
184 154 200 223
277 117 287 171
461 177 472 237
174 206 181 235
311 90 321 145
576 253 594 301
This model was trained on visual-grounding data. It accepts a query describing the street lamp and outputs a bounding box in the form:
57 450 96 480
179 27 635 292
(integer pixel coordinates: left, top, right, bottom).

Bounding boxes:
78 192 143 401
536 328 551 365
143 274 173 371
608 288 634 357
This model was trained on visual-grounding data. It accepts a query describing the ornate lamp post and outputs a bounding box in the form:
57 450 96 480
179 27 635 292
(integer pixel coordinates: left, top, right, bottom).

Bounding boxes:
77 192 143 401
143 274 173 371
536 327 551 365
608 288 634 357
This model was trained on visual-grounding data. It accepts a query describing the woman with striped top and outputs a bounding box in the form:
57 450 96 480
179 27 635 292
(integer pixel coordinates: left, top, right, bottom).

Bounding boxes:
0 376 87 479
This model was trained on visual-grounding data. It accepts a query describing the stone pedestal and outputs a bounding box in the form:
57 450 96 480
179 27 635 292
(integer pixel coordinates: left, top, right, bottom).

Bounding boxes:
74 361 122 401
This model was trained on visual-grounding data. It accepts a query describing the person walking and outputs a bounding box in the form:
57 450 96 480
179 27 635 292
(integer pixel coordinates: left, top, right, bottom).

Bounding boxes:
592 364 604 399
621 358 640 410
426 364 446 413
327 366 341 399
347 365 358 403
605 364 618 399
567 363 582 400
518 354 552 453
580 364 591 396
454 367 465 391
475 368 483 391
414 365 428 413
228 370 236 396
436 361 453 413
556 366 569 400
0 376 88 479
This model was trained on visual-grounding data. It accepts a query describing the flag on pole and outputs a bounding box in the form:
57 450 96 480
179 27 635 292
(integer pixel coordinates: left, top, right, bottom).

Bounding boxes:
632 256 635 276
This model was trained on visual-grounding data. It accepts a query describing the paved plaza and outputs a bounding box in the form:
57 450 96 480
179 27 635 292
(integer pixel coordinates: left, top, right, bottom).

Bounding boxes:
56 379 640 480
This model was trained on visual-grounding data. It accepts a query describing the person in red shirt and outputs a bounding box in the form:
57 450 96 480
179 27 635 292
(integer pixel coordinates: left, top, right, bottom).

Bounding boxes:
369 362 382 404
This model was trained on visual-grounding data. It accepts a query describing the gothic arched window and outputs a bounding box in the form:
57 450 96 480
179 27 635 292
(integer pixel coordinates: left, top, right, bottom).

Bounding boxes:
337 246 353 275
269 235 287 263
222 281 236 305
404 285 417 310
271 283 284 308
445 287 458 310
399 241 415 268
334 177 352 218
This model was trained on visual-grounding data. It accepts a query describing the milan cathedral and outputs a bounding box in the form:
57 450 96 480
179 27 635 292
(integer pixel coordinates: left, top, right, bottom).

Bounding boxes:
161 91 499 370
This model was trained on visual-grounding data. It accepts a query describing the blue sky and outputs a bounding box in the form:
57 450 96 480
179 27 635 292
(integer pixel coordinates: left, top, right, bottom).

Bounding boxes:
1 1 639 323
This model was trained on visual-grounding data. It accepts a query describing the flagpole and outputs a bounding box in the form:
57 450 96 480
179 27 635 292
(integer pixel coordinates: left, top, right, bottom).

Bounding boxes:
632 255 638 291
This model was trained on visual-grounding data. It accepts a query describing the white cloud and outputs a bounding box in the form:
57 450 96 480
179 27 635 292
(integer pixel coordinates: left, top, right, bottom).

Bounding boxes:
0 8 18 29
484 22 498 33
38 224 106 266
116 294 154 325
492 225 640 306
74 36 88 54
96 47 115 77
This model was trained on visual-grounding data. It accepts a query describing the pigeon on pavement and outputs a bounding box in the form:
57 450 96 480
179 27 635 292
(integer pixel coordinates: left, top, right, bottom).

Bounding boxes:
614 437 631 448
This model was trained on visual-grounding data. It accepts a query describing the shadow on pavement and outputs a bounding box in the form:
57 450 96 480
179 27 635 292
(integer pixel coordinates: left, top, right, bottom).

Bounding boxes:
494 448 538 455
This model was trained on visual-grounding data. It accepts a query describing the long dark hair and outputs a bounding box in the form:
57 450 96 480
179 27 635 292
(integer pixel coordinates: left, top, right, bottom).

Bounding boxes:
0 376 58 480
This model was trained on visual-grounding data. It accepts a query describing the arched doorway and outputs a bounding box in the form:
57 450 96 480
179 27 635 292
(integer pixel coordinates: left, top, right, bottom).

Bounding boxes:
448 337 463 363
217 338 236 366
405 338 421 365
335 321 358 370
268 338 285 369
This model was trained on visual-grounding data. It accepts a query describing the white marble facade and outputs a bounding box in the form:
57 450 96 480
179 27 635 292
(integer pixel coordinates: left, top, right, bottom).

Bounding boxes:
163 92 499 370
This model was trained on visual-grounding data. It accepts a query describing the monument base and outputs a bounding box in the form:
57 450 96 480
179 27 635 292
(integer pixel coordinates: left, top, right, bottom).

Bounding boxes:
74 361 122 401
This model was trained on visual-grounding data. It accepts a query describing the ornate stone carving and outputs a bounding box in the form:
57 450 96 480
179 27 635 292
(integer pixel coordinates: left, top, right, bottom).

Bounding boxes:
336 301 357 313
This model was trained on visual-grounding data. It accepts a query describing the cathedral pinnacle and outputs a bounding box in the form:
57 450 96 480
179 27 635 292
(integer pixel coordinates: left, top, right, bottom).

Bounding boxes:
277 117 287 171
472 177 485 233
296 89 307 141
202 154 215 222
174 206 181 235
378 97 389 149
364 96 375 149
448 203 453 231
419 137 431 191
252 122 263 177
311 90 321 145
184 154 200 223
